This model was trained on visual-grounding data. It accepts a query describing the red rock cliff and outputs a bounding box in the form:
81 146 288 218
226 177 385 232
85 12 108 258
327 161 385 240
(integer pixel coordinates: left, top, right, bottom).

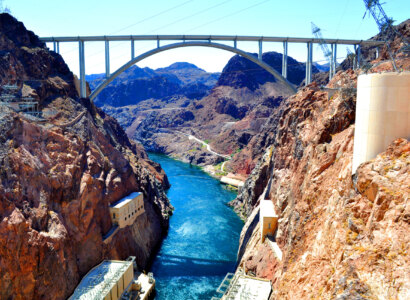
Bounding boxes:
233 54 409 298
0 13 172 299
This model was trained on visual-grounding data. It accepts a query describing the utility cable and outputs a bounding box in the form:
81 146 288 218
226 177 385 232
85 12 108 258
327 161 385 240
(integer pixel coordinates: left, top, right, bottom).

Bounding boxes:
145 0 233 34
58 0 195 56
108 0 196 35
185 0 271 33
65 0 234 69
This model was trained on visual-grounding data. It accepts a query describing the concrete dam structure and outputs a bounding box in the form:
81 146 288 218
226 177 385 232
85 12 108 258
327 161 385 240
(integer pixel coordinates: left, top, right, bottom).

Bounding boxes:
352 72 410 173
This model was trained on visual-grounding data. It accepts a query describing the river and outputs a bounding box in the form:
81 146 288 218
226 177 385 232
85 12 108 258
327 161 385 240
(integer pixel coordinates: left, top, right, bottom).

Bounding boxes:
149 153 243 300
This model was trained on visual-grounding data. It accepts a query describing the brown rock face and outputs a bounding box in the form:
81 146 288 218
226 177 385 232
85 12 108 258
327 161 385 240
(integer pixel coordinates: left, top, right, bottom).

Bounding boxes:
233 66 409 299
0 13 172 299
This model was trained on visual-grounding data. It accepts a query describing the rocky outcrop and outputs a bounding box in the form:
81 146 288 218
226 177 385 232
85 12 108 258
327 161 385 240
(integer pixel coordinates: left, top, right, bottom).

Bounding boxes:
232 61 409 299
0 13 172 299
217 51 318 90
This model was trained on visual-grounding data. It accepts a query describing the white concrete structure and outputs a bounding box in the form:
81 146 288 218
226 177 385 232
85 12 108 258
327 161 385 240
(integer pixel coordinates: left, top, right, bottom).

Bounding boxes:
260 200 278 243
69 258 134 300
109 192 144 228
352 72 410 174
215 273 272 300
220 176 245 190
267 236 283 261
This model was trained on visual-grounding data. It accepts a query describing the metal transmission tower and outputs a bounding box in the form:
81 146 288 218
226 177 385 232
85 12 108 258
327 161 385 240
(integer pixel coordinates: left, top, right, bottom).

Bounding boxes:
362 0 409 70
311 22 338 80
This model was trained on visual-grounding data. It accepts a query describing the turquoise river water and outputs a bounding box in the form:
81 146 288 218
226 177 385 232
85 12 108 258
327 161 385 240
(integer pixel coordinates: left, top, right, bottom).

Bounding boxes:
149 153 243 300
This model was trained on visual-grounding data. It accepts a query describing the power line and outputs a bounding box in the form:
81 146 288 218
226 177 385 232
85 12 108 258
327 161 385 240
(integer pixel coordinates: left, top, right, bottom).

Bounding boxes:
67 0 235 70
185 0 271 33
57 0 196 56
145 0 233 34
108 0 196 35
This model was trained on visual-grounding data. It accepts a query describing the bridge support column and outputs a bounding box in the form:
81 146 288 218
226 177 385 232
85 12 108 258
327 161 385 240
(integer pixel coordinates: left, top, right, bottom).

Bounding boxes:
157 38 160 48
282 41 288 79
53 41 57 52
353 44 358 70
357 45 361 68
305 42 313 85
79 40 86 98
105 40 110 78
56 41 60 54
375 46 379 59
258 40 262 61
234 39 237 49
131 39 135 60
332 43 337 77
330 44 333 80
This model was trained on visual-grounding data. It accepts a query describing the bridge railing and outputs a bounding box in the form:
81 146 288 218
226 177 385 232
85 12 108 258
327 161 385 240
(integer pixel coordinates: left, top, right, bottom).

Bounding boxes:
39 35 385 98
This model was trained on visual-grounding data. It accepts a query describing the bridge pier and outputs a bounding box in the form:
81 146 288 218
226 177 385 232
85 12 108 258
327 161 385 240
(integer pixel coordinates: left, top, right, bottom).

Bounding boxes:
332 43 337 77
282 41 288 79
53 41 60 54
234 38 237 49
356 45 361 68
79 40 86 98
131 39 135 60
258 40 263 61
353 44 358 70
105 40 110 78
305 42 313 85
157 38 160 48
329 43 337 80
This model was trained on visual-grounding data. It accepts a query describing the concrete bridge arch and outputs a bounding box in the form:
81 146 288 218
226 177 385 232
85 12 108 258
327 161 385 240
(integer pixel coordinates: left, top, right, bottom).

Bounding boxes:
89 41 297 101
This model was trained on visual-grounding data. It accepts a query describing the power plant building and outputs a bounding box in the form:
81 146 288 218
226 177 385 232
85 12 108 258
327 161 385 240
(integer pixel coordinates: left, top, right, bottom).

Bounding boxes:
109 192 144 228
69 258 134 300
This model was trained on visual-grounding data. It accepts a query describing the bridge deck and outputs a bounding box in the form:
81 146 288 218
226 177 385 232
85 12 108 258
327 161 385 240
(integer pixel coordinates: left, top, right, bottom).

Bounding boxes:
40 34 384 46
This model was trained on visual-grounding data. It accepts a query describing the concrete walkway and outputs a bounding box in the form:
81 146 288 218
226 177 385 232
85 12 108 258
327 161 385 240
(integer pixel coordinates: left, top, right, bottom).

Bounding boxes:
267 236 283 261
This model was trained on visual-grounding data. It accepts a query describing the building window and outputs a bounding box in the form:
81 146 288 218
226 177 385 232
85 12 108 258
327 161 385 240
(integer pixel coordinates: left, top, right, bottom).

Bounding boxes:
113 213 116 219
268 223 271 229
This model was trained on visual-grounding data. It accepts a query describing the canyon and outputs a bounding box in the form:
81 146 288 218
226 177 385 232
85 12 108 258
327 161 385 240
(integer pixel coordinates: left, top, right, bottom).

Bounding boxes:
93 51 320 172
0 7 409 300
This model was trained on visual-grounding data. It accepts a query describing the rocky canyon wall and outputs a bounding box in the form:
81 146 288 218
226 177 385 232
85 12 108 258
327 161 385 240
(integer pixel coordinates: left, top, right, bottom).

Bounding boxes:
0 13 172 299
232 45 409 298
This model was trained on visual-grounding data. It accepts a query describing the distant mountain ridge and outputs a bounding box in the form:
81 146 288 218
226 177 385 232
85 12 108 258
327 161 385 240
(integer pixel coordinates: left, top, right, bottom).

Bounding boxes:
87 62 220 107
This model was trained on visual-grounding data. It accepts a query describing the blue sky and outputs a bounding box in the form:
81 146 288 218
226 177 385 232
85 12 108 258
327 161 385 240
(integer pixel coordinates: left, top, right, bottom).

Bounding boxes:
5 0 410 75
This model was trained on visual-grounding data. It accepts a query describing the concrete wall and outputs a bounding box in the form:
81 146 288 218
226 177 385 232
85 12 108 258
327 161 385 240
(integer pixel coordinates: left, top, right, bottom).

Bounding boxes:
124 264 134 289
352 72 410 174
105 263 133 300
261 216 278 242
110 193 144 228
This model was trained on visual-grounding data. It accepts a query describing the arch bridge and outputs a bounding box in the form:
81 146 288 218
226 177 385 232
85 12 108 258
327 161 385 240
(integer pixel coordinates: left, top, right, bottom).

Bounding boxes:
39 35 384 99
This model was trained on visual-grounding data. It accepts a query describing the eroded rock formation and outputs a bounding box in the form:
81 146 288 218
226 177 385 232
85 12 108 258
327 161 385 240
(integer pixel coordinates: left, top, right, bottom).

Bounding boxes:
232 63 409 298
0 13 172 299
